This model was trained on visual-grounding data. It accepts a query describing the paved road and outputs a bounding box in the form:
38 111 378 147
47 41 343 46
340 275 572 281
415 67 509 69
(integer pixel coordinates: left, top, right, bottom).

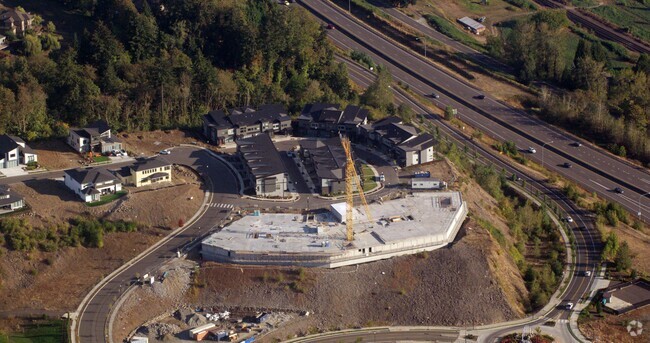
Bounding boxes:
339 53 598 343
76 147 239 343
299 0 650 223
365 0 515 74
292 328 460 342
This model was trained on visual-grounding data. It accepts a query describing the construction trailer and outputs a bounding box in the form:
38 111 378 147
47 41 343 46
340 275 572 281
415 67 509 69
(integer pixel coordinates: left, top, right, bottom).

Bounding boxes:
410 177 446 190
189 323 216 341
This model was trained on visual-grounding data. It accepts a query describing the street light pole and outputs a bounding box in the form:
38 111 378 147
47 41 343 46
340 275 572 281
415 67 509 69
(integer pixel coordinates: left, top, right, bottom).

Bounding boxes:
639 192 650 221
541 141 553 168
349 0 351 13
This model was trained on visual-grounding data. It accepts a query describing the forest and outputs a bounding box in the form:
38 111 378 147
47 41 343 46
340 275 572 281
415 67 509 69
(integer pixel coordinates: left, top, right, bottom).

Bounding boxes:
0 0 355 140
487 10 650 163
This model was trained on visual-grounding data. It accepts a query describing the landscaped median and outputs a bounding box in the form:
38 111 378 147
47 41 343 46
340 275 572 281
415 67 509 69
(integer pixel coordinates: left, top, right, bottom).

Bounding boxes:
86 190 128 207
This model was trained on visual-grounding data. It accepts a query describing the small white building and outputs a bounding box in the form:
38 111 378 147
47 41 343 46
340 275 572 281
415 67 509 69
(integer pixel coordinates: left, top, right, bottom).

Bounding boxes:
67 120 123 154
130 337 148 343
457 16 486 35
411 178 446 190
64 167 122 202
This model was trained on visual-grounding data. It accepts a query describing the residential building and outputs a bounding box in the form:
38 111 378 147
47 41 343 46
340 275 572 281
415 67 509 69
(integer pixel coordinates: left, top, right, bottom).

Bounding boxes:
0 8 33 36
457 17 485 35
64 167 122 203
237 133 287 197
202 104 291 146
0 35 7 50
67 120 123 154
299 138 358 195
0 185 25 212
0 134 38 169
295 103 369 137
117 157 173 187
360 117 435 167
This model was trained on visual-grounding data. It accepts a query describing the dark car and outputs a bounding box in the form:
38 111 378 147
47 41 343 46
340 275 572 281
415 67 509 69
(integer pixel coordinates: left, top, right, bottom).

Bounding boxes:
573 141 583 147
474 94 486 100
431 93 440 99
563 162 572 168
326 23 335 30
614 187 624 194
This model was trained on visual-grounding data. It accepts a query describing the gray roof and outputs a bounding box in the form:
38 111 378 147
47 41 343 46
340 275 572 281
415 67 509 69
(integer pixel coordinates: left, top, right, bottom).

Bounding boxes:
72 120 111 139
0 185 23 207
376 123 418 145
458 17 485 31
301 138 348 180
298 103 368 126
0 9 32 24
0 134 19 155
237 134 286 179
64 167 120 185
398 133 436 151
130 157 171 172
204 104 290 130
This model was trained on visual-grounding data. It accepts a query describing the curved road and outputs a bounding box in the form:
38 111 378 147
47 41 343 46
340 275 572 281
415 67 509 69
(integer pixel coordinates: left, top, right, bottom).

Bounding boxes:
76 147 239 343
327 52 599 342
299 0 650 223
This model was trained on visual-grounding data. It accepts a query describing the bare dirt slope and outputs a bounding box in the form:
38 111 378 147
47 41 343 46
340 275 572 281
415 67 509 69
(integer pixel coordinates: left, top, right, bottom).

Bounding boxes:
0 167 203 313
580 305 650 343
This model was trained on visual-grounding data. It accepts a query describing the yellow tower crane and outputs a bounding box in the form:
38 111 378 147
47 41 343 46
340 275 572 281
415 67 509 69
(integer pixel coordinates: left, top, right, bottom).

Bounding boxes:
340 136 372 242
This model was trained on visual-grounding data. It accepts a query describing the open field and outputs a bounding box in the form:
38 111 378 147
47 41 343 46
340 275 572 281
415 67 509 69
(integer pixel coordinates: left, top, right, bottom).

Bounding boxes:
590 2 650 43
0 167 204 313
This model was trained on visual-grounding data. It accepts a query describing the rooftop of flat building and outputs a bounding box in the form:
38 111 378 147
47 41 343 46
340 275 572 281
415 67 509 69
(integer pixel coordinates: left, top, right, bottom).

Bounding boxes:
203 192 464 254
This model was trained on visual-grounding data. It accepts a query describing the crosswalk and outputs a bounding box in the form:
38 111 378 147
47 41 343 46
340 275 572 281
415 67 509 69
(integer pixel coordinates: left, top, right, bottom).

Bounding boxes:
207 203 234 209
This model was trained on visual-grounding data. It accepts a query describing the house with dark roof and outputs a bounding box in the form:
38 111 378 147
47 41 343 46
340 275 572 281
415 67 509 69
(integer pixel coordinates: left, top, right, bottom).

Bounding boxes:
360 117 436 167
202 104 291 146
64 167 123 202
0 134 37 169
299 138 359 195
0 8 33 36
236 133 287 197
0 185 25 212
296 103 369 137
67 120 123 154
117 157 173 187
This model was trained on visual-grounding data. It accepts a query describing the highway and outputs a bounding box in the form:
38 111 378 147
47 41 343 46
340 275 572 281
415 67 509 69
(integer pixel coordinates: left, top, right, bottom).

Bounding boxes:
75 147 239 343
339 54 599 342
299 0 650 223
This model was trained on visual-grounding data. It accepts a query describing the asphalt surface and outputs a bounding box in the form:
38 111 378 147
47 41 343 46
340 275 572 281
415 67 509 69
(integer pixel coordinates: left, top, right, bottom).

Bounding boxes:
299 0 650 223
292 328 460 342
76 147 239 343
334 50 599 342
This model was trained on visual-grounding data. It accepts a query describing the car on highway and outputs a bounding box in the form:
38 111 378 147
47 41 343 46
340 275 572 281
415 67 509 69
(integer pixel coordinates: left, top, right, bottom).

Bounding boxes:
566 302 574 310
326 23 335 30
474 94 486 100
584 271 591 277
431 93 440 99
563 162 572 168
573 141 582 147
527 147 537 154
614 187 624 194
565 216 573 223
159 149 171 155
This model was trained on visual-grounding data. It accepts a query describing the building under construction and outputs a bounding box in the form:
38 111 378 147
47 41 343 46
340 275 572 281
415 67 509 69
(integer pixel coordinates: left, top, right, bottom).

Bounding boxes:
201 192 467 268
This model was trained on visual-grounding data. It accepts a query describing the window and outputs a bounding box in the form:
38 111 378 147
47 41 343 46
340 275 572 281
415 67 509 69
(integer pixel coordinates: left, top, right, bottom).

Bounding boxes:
9 153 15 158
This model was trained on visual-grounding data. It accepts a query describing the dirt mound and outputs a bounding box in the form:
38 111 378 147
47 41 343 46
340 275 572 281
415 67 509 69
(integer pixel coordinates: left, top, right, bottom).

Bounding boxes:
185 313 207 327
137 323 181 340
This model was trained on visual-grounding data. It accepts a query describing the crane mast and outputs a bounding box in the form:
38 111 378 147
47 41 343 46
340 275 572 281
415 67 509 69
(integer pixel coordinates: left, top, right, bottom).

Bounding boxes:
340 136 372 242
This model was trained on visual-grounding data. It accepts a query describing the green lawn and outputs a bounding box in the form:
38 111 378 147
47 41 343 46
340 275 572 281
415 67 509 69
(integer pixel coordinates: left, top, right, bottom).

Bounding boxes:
361 164 377 192
92 155 110 163
424 14 484 51
0 321 67 343
591 3 650 43
86 190 128 207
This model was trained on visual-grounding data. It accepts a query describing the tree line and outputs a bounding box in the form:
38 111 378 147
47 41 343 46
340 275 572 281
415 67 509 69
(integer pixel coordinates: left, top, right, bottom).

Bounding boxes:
487 10 650 164
0 0 355 140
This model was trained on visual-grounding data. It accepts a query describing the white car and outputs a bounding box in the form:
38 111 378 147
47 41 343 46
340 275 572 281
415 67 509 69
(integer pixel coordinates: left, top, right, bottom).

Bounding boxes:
566 216 574 223
566 302 574 310
160 149 171 155
528 147 537 154
584 271 591 277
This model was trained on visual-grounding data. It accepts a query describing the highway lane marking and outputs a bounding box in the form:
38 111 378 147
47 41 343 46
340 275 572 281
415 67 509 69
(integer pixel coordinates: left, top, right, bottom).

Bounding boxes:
589 179 609 190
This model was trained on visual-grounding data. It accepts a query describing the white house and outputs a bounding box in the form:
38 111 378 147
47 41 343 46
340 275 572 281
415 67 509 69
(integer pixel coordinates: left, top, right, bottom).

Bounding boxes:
0 185 25 212
0 134 38 169
64 167 122 202
67 120 123 154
